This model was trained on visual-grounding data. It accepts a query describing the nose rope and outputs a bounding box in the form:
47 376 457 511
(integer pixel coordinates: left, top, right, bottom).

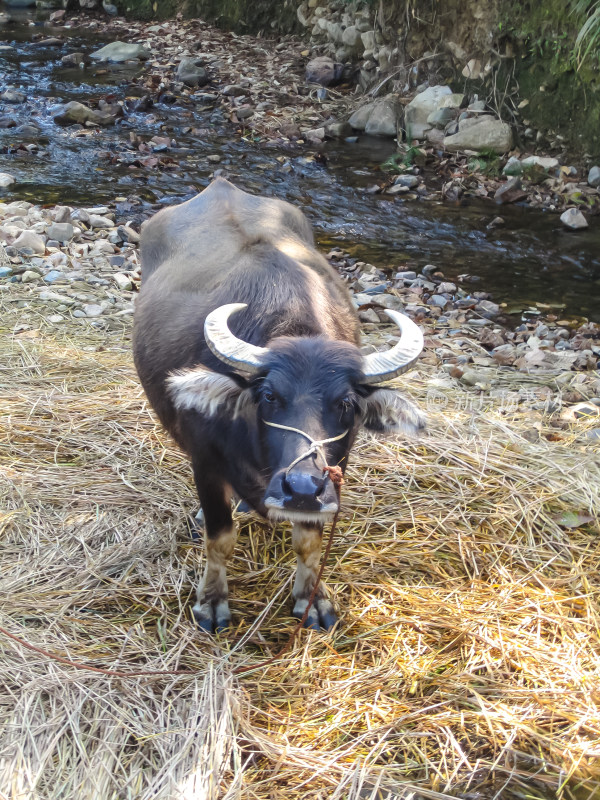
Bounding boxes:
263 420 348 477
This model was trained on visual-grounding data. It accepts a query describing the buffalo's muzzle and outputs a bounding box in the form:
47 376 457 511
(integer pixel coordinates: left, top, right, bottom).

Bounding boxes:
264 468 339 521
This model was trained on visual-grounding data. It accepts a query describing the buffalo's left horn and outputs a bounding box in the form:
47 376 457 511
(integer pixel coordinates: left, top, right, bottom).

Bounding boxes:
361 309 424 384
204 303 268 375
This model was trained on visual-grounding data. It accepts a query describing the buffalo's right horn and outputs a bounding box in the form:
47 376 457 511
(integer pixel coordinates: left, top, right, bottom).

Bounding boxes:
361 310 424 384
204 303 268 375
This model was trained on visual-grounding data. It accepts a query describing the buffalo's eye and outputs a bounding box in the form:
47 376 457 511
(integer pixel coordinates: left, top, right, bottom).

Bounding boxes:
263 390 278 405
337 396 353 413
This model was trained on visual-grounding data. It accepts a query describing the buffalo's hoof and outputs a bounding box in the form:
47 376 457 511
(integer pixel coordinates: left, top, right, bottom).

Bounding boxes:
192 598 231 634
293 597 337 631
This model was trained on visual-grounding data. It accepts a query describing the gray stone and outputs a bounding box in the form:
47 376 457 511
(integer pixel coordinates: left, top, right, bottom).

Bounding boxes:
494 177 527 204
0 266 13 278
1 89 26 104
503 156 522 176
113 272 132 290
560 208 588 230
89 215 114 229
13 230 45 254
0 173 15 188
61 52 85 66
46 222 74 242
436 281 456 293
361 30 376 51
177 57 208 87
43 270 63 284
83 303 103 317
426 107 457 128
342 25 363 51
394 174 419 188
21 270 41 283
117 225 139 243
404 85 452 140
365 95 401 137
305 56 343 87
588 166 600 188
54 101 115 126
443 117 513 154
521 155 559 170
348 101 376 131
90 42 150 62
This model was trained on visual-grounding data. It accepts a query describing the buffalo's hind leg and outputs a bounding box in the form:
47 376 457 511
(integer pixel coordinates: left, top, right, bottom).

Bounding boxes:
291 523 337 631
191 461 237 634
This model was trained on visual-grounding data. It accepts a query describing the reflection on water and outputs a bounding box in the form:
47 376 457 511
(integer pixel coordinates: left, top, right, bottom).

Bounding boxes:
0 8 599 321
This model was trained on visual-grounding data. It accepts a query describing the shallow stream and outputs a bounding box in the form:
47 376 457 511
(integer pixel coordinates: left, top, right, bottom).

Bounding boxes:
1 7 600 322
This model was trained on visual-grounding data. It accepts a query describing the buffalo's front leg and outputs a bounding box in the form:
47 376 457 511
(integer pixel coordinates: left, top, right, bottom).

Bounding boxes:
192 463 237 633
291 523 337 630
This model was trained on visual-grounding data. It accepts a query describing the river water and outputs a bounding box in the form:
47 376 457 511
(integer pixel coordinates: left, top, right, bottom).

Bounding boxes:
1 7 600 322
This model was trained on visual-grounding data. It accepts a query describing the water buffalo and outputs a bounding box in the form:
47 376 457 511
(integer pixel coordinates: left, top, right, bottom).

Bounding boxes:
133 178 424 632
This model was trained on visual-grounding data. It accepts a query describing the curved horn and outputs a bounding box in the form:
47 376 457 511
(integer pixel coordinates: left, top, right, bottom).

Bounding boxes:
361 309 424 384
204 303 268 375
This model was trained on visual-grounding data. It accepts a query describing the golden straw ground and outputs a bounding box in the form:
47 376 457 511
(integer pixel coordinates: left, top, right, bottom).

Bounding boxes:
1 281 600 800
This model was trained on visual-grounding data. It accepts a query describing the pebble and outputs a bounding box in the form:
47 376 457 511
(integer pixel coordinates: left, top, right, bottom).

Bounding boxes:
47 222 74 242
83 304 104 317
43 270 64 284
113 273 133 291
394 174 419 188
560 208 588 230
89 215 114 229
587 166 600 189
47 314 64 323
21 270 41 283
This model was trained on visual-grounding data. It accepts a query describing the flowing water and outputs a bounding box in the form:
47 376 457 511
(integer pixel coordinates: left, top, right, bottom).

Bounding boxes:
1 7 600 322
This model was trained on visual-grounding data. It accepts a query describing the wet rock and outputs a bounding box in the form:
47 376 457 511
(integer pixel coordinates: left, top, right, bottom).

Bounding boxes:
494 177 527 204
61 52 85 66
588 166 600 188
89 42 150 63
560 208 588 230
325 120 352 138
13 231 45 254
177 57 208 87
0 173 16 188
0 116 16 129
305 56 343 87
365 95 401 137
47 222 74 242
443 117 513 154
476 299 500 316
404 85 452 140
15 123 41 138
394 174 419 188
1 90 26 104
53 101 115 126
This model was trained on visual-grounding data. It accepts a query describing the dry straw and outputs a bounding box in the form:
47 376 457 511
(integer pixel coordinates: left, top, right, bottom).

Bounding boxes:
1 281 600 800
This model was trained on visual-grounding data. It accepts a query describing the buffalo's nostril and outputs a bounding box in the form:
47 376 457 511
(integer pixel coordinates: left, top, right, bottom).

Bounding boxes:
282 471 326 505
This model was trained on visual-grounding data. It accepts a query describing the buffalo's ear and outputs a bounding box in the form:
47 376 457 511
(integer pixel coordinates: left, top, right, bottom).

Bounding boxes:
167 367 253 418
360 387 426 435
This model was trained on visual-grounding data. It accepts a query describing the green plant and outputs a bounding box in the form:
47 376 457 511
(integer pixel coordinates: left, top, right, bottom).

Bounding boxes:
467 149 501 177
569 0 600 65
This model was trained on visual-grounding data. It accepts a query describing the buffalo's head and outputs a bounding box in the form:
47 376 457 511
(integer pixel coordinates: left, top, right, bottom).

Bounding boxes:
168 304 425 524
